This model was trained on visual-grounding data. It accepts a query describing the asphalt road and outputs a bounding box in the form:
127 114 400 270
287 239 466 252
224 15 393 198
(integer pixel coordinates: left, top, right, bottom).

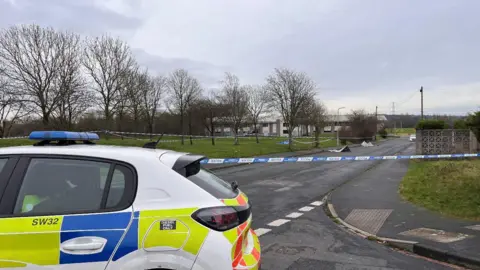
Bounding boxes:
215 139 458 270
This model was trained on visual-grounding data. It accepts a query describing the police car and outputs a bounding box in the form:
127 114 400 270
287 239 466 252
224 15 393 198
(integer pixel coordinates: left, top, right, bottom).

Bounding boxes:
0 131 261 270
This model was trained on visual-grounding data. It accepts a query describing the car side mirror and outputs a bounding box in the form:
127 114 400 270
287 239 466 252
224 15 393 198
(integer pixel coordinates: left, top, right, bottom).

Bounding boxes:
231 181 239 191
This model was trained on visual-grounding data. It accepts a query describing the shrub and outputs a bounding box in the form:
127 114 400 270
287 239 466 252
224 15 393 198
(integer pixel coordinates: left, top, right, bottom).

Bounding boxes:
416 119 447 130
453 119 468 129
378 127 388 138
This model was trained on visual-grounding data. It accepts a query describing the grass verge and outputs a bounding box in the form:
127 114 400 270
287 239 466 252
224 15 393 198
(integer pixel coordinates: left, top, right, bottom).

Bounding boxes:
386 128 416 135
0 136 338 158
400 160 480 220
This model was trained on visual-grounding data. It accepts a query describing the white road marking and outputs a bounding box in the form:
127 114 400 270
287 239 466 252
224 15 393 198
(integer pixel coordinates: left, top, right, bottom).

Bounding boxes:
299 206 315 212
268 219 291 227
465 225 480 231
286 212 304 218
254 228 271 237
274 187 292 192
310 201 323 206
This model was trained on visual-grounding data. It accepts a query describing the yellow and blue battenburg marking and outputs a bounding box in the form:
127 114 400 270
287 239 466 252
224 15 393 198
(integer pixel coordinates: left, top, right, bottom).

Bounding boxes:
0 208 212 267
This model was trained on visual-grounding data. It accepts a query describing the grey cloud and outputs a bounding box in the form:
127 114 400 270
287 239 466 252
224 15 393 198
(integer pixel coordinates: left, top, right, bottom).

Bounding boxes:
0 0 142 37
236 0 480 96
0 0 227 89
133 49 234 89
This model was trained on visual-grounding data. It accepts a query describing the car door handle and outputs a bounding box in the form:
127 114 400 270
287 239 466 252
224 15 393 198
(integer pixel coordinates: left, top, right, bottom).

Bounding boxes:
61 236 107 255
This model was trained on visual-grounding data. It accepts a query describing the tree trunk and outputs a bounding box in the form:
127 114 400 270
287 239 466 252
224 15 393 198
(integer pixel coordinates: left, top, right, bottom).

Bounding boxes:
254 121 259 143
288 128 293 150
233 126 239 145
314 126 320 148
188 113 193 145
180 111 184 145
42 113 49 129
210 122 215 146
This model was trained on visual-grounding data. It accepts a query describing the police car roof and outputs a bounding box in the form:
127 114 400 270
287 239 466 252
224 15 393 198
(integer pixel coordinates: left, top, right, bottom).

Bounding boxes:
0 144 182 164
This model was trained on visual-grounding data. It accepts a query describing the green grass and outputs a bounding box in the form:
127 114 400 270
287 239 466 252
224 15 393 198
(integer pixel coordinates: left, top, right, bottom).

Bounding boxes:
387 128 415 135
400 160 480 220
0 136 337 158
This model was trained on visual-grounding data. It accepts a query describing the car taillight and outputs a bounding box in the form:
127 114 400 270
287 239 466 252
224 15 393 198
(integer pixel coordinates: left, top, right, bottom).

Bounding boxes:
192 206 240 231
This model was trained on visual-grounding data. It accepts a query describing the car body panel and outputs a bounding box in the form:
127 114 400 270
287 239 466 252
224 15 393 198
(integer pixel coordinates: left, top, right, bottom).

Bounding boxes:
0 143 261 270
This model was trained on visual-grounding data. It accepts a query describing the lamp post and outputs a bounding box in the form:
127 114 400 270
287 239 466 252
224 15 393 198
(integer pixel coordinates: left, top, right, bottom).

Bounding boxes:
336 107 345 146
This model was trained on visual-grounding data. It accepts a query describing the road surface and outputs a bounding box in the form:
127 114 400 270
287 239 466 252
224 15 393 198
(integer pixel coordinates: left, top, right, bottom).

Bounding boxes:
215 139 457 270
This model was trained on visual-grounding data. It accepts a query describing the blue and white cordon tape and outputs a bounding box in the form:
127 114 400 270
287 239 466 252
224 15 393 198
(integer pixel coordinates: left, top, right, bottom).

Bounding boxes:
200 153 480 164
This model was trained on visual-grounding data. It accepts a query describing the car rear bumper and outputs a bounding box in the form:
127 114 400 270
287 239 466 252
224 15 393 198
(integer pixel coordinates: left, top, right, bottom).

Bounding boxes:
232 228 261 270
191 225 261 270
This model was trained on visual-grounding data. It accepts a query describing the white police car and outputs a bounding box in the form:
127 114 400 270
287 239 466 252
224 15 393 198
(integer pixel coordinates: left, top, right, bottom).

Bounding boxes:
0 131 261 270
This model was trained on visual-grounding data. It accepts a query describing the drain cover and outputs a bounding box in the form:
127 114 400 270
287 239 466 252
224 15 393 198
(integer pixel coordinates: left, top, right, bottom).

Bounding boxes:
344 209 393 235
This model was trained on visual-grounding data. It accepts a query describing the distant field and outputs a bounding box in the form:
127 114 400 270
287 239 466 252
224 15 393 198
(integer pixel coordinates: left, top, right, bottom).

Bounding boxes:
387 128 415 134
0 135 337 158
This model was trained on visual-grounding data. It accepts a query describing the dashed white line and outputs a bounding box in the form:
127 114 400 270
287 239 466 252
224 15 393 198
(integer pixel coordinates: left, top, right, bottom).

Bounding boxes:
299 206 315 212
310 201 323 206
254 228 271 237
268 219 291 227
274 187 292 192
286 212 304 218
258 202 322 234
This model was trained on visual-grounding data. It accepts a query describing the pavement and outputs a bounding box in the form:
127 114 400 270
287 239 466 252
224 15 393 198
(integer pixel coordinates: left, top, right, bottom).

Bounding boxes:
212 138 460 269
331 143 480 269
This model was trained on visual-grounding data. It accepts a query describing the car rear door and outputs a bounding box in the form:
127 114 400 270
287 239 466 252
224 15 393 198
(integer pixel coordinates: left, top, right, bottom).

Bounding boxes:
0 155 137 270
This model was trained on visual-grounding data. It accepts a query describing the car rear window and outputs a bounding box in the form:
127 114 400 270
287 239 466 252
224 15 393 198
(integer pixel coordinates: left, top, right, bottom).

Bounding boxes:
187 168 238 199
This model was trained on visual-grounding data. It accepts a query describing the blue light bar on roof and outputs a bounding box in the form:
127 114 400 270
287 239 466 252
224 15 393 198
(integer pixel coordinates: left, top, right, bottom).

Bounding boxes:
29 131 100 141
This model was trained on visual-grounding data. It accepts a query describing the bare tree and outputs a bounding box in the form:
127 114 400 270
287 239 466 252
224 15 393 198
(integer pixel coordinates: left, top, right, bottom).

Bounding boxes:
83 35 136 131
53 31 92 129
265 68 316 149
245 84 268 143
142 74 166 135
218 72 249 145
122 66 148 131
194 91 226 145
0 72 28 137
166 69 202 145
0 24 77 127
339 109 378 144
302 100 327 147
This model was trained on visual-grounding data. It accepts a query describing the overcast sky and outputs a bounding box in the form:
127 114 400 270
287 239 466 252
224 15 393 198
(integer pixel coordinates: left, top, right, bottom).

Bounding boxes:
1 0 479 115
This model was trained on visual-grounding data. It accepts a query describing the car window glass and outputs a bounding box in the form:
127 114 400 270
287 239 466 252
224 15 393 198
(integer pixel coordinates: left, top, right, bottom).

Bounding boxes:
187 168 237 199
13 158 113 215
106 167 126 208
0 158 8 172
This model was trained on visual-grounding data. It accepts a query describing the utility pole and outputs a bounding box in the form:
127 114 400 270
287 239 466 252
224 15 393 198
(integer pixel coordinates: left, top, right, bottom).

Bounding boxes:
375 106 378 141
392 102 396 134
420 86 424 120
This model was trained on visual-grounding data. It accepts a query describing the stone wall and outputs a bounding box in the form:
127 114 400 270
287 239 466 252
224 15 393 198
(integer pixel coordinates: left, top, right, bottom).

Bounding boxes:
415 129 479 155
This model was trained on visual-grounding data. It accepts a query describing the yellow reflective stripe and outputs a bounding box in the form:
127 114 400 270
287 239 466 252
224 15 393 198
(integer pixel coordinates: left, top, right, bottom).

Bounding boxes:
239 192 249 204
138 208 209 256
221 198 239 206
223 228 238 244
0 216 63 266
221 192 249 206
0 261 26 268
243 254 257 266
233 230 261 269
142 219 189 250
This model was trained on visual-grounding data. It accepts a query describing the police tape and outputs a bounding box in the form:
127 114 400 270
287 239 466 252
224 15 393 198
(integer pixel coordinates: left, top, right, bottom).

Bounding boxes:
0 136 28 140
199 153 480 164
97 130 373 140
